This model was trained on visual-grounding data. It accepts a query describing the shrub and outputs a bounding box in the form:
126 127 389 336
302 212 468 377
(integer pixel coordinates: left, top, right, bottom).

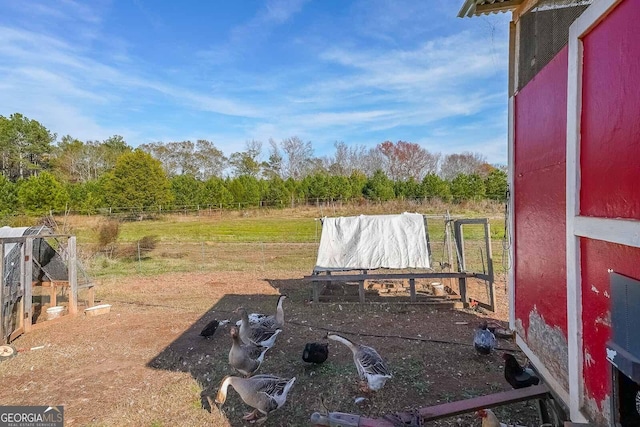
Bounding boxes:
96 219 120 252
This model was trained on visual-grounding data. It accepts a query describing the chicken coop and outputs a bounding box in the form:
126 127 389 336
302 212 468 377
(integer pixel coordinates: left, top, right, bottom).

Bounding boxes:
458 0 640 425
1 226 95 345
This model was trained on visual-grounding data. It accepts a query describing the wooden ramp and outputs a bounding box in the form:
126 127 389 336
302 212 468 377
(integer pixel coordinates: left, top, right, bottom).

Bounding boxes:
311 384 551 426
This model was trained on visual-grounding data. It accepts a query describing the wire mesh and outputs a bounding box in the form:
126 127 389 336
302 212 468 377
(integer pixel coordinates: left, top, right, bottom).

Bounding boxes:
518 0 591 91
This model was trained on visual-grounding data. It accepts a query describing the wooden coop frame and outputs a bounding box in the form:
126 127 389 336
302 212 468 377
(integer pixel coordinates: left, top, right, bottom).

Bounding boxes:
0 231 94 344
304 215 496 311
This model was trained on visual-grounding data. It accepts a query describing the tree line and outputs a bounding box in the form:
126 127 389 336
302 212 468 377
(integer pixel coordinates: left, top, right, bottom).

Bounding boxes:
0 113 507 216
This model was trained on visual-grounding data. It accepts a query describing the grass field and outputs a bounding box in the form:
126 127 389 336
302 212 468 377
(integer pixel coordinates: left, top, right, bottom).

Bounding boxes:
60 201 508 280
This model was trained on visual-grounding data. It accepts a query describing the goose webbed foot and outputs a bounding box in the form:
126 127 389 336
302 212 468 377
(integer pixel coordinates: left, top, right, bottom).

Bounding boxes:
252 414 268 424
358 380 371 393
242 409 259 421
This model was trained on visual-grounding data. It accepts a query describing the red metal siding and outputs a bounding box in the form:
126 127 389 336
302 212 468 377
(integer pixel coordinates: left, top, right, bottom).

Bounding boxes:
578 0 640 412
514 47 568 336
580 239 640 408
580 0 640 219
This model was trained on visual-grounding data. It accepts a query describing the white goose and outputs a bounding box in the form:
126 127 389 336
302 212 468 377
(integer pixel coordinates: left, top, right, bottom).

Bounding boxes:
235 295 287 329
211 374 296 424
236 307 282 348
326 333 392 391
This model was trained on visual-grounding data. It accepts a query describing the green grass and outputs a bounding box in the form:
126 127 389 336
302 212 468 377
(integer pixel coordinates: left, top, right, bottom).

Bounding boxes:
116 217 319 243
66 206 507 279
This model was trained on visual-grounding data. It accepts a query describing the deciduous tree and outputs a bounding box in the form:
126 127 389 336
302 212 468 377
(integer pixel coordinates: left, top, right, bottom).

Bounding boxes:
376 140 440 181
229 140 263 177
280 136 313 179
440 152 486 181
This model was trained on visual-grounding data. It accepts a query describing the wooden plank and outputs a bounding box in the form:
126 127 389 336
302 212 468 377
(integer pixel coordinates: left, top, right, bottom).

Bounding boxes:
415 384 550 421
87 286 95 307
8 326 24 343
303 272 478 282
312 280 320 303
50 284 57 307
0 234 70 244
0 242 4 343
484 220 496 311
317 296 459 307
68 236 78 315
23 238 33 333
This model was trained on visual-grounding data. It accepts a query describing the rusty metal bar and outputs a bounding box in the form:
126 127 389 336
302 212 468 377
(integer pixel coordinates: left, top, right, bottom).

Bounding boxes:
311 384 550 426
416 383 549 420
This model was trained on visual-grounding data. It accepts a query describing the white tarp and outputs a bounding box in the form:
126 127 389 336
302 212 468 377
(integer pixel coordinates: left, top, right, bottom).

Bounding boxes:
314 212 430 271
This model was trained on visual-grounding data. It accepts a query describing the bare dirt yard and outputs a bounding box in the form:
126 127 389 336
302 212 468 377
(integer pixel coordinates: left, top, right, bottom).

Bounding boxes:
0 270 541 426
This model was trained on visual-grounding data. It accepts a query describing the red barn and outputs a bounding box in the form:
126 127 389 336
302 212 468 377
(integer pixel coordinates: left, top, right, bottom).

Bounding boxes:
459 0 640 425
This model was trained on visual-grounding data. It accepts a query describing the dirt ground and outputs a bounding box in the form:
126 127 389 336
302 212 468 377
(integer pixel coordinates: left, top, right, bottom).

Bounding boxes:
0 270 543 426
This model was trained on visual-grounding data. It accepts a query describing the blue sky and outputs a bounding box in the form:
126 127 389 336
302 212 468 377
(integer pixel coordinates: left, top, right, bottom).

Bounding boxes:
0 0 511 164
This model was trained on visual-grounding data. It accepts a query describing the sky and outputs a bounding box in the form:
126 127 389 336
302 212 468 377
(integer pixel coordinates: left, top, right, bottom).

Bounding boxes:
0 0 511 165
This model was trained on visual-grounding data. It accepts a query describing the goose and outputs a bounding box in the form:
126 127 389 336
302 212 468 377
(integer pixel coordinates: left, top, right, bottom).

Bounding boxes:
234 295 287 329
473 320 496 355
228 326 270 377
503 353 540 389
200 319 230 338
210 374 296 424
325 333 391 391
302 342 329 364
236 307 282 348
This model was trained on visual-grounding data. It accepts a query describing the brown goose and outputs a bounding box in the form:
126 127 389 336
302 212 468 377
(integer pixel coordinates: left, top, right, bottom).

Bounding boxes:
326 333 391 391
236 307 282 348
228 326 269 377
210 374 296 424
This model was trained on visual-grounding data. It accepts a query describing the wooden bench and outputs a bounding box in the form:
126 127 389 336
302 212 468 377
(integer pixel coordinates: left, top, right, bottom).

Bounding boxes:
303 272 480 303
34 281 95 308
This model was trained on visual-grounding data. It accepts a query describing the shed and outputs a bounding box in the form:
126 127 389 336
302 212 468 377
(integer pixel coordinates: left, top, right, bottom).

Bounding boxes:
459 0 640 425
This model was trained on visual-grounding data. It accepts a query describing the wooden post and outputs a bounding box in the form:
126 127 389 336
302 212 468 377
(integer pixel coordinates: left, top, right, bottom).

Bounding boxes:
0 242 4 343
312 280 319 303
68 236 78 315
484 219 496 311
444 213 455 291
50 283 57 307
409 278 416 302
358 280 365 303
87 286 95 307
453 221 468 303
23 238 33 333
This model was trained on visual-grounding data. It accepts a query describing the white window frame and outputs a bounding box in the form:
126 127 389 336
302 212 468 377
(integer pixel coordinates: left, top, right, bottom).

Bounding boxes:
566 0 637 422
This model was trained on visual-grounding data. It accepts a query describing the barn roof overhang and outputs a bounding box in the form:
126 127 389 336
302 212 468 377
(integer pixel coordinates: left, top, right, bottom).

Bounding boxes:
457 0 524 17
